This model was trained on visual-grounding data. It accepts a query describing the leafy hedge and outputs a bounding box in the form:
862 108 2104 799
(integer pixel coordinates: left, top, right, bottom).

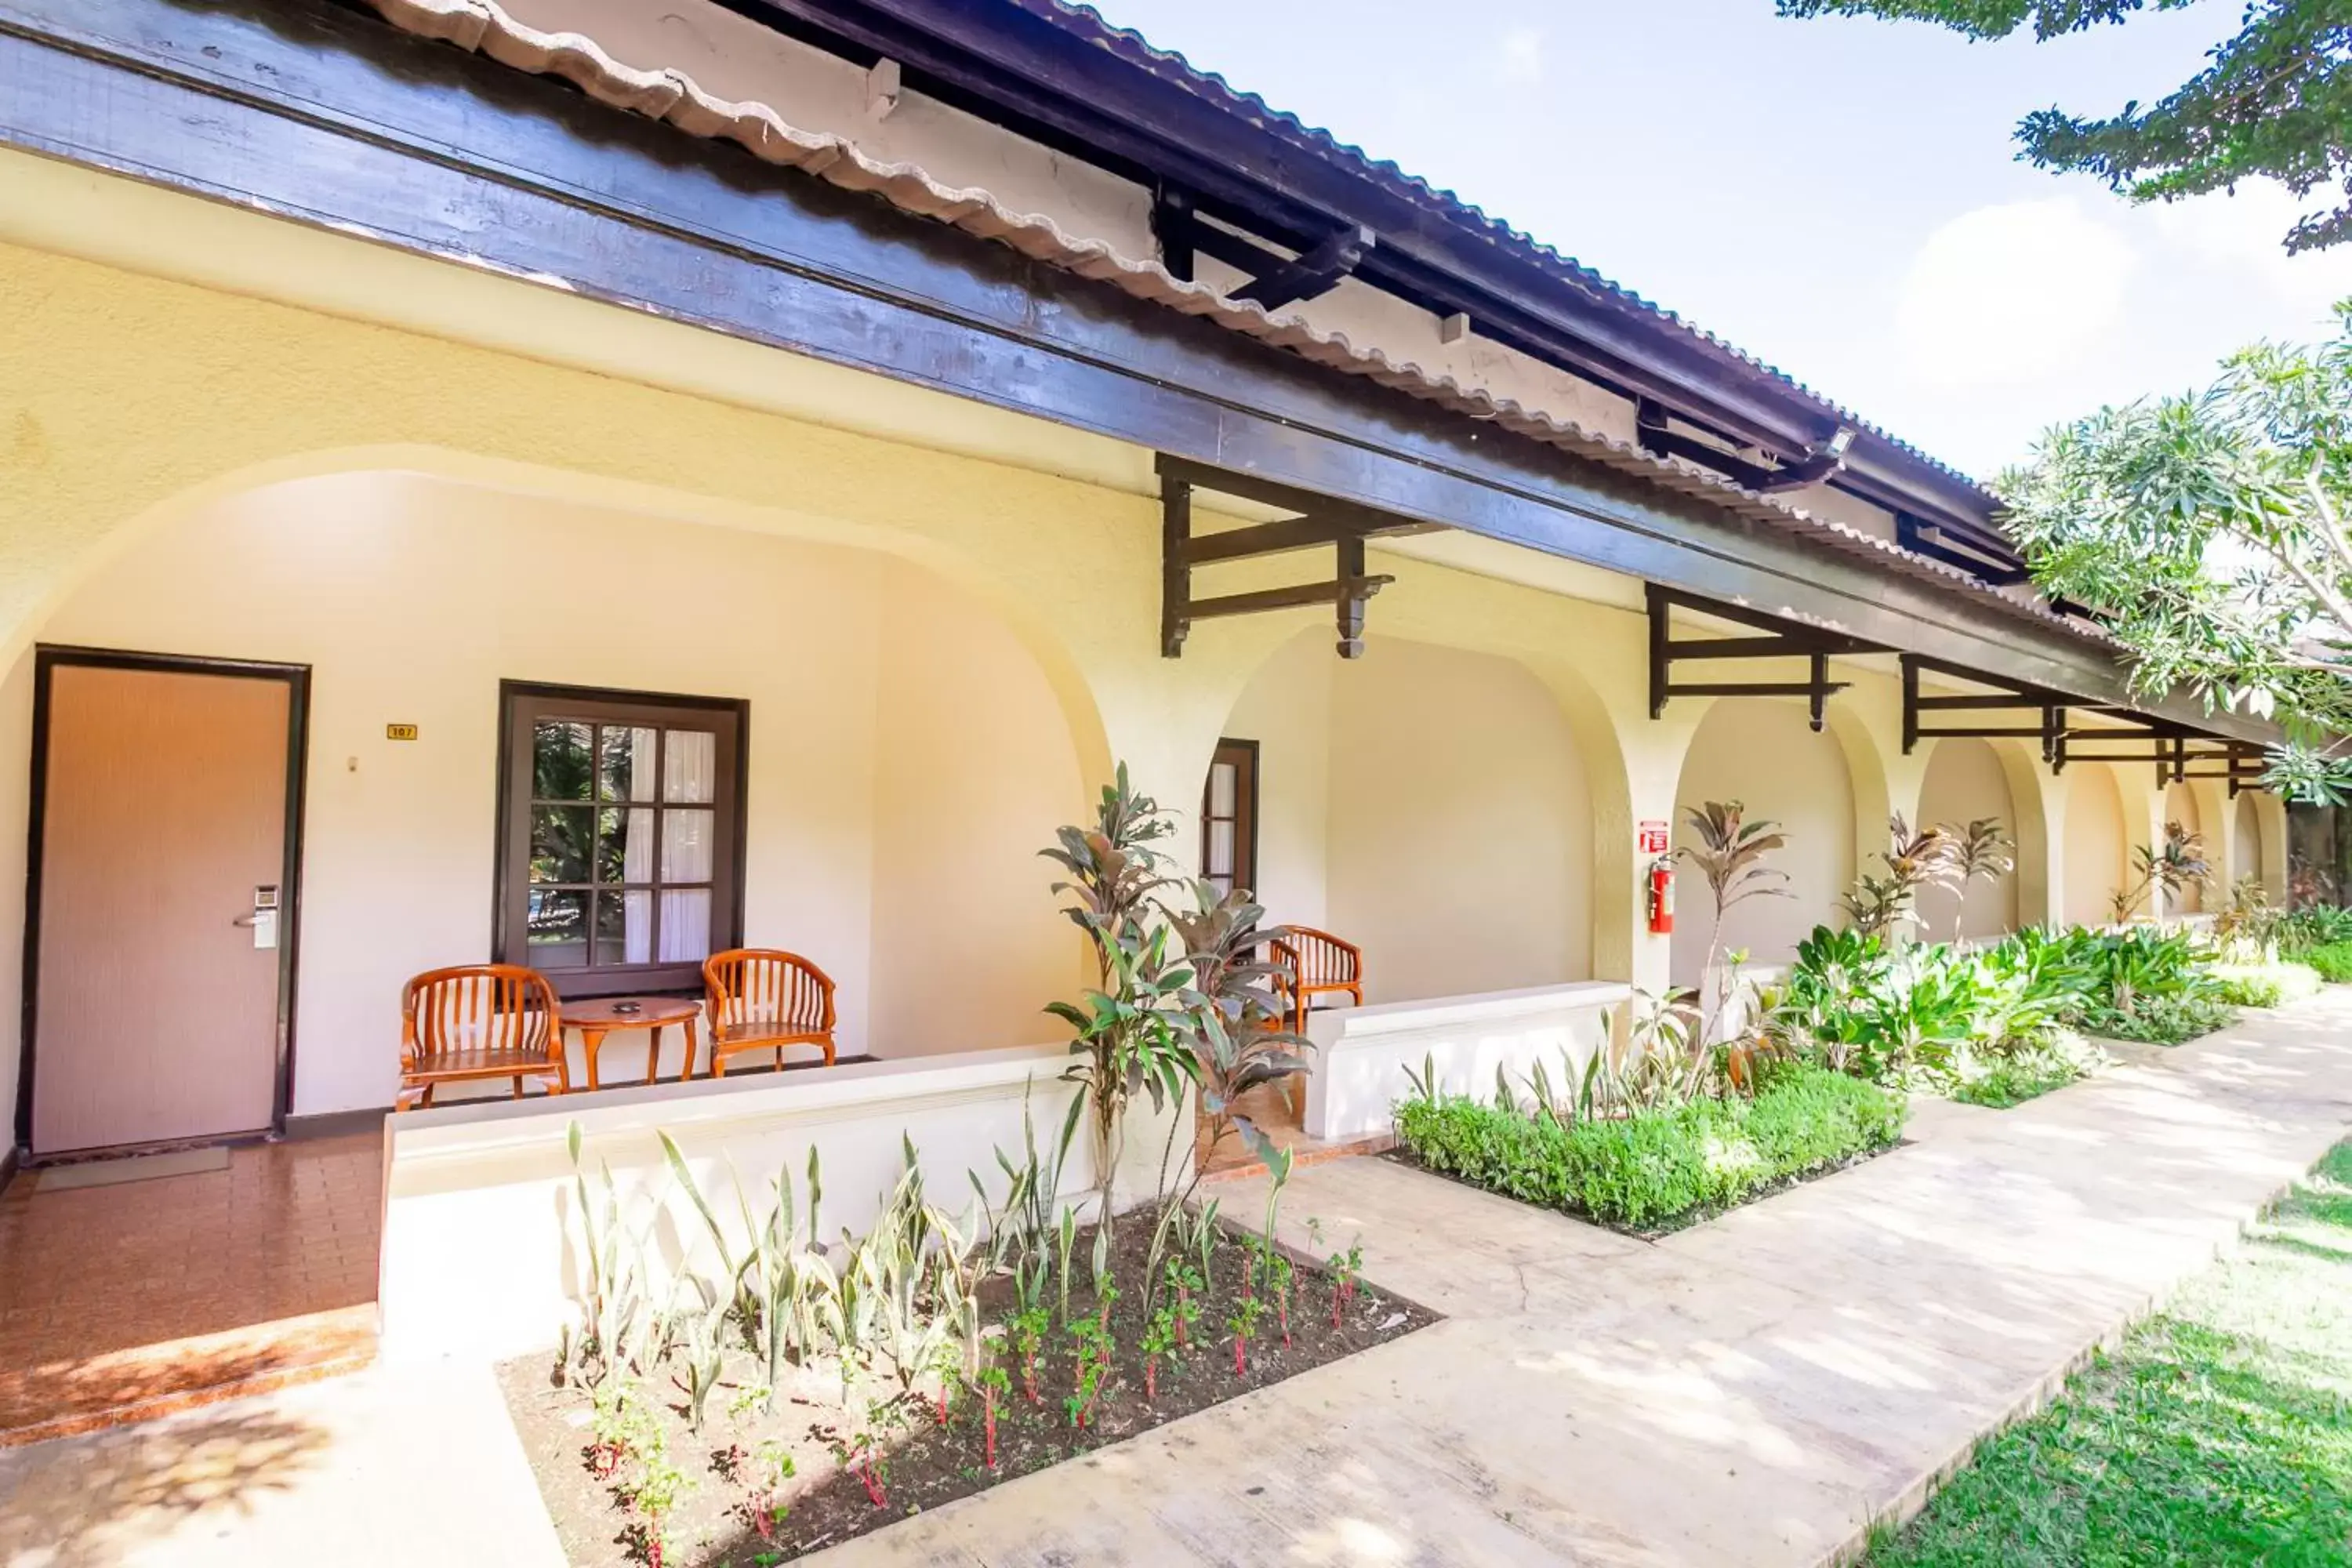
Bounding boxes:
2206 960 2322 1009
2296 942 2352 984
1393 1065 1906 1232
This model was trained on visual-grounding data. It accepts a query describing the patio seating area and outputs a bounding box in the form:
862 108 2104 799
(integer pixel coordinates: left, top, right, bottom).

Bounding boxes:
0 1134 381 1447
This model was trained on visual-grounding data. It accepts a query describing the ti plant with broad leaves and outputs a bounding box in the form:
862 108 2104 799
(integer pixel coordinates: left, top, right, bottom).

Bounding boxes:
2110 822 2214 924
1843 815 2016 939
1677 800 1790 1042
1041 764 1200 1248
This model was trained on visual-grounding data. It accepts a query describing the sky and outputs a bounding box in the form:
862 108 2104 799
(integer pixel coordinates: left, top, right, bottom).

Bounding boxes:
1084 0 2352 481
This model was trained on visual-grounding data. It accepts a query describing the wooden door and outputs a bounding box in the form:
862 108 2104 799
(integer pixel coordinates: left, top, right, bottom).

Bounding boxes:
31 661 296 1155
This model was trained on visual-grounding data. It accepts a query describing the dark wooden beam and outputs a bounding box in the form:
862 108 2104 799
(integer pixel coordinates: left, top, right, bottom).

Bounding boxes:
1185 514 1367 564
1231 223 1375 310
1161 472 1192 658
0 0 2276 742
1648 583 1871 731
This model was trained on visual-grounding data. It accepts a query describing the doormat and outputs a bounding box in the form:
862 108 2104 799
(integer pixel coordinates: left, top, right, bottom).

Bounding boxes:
37 1145 231 1192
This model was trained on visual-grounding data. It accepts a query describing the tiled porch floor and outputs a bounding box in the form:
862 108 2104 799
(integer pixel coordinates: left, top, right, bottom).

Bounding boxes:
0 1133 382 1446
1196 1077 1392 1178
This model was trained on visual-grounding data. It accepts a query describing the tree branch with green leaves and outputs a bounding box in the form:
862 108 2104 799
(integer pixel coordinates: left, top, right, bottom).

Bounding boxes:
1994 303 2352 800
1778 1 2352 252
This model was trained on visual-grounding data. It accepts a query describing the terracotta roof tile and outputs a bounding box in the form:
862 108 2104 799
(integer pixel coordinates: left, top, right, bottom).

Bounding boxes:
365 0 2086 640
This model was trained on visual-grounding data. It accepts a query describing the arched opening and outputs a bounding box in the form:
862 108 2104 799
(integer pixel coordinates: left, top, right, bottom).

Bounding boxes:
2063 764 2131 927
2165 779 2207 914
1672 700 1856 986
4 469 1101 1127
1916 737 2022 942
1218 629 1594 998
2236 789 2267 891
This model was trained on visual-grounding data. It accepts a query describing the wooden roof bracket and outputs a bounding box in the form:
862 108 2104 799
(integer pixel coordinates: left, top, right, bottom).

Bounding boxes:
1900 653 2068 769
1159 455 1428 660
1152 187 1374 310
1646 585 1878 733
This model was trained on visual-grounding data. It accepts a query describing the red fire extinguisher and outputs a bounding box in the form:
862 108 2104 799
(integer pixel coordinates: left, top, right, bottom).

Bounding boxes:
1647 856 1675 935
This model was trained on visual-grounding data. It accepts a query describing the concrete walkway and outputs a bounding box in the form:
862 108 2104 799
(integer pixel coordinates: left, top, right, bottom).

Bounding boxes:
811 994 2352 1567
3 995 2349 1566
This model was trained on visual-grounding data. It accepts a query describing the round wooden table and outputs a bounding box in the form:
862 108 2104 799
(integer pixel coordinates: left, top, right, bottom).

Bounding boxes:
561 997 702 1091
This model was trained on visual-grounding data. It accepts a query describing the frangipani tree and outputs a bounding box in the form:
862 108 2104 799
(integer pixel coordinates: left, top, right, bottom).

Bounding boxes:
1998 304 2352 800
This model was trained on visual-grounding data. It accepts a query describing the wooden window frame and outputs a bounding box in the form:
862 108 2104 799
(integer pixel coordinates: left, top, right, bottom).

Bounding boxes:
493 681 750 1000
1201 737 1260 900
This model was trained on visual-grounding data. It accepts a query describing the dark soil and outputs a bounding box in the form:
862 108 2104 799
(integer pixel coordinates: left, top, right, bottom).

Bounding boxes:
499 1209 1436 1565
1380 1138 1907 1241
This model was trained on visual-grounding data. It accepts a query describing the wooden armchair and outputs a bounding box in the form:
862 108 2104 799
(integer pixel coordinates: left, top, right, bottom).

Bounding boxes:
702 949 837 1076
1269 927 1364 1034
397 965 568 1111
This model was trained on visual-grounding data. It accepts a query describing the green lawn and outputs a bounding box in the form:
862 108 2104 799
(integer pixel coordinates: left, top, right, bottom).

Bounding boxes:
1867 1142 2352 1567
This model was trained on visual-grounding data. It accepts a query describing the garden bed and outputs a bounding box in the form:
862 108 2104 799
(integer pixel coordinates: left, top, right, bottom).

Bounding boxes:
1390 1063 1907 1236
497 1210 1434 1566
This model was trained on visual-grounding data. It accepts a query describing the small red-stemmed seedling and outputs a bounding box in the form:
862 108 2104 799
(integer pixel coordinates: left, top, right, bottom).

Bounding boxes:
1228 1293 1264 1378
973 1365 1011 1472
1140 1307 1178 1401
1327 1234 1364 1327
1164 1258 1204 1352
1011 1307 1048 1406
1065 1318 1112 1428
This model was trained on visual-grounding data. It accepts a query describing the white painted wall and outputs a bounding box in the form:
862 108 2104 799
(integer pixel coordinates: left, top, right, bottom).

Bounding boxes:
27 472 1091 1116
1219 632 1594 1001
1303 982 1629 1143
1672 701 1855 985
1221 630 1331 931
868 573 1089 1058
381 1044 1181 1363
1916 737 2019 942
2063 764 2129 927
1324 637 1592 1000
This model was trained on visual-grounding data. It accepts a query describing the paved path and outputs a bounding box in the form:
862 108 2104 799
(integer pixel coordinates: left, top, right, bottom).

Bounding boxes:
4 996 2349 1567
810 994 2352 1567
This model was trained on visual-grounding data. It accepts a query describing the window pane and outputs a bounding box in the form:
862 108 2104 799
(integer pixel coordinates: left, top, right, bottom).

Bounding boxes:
598 726 659 803
527 887 588 968
531 806 593 884
664 729 717 804
1207 761 1236 818
532 721 593 801
596 890 652 967
1207 819 1236 878
595 808 655 884
663 808 715 883
659 889 711 962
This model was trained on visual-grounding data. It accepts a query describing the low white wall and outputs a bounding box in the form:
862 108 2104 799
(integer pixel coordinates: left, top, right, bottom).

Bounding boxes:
1303 982 1632 1143
378 1044 1180 1363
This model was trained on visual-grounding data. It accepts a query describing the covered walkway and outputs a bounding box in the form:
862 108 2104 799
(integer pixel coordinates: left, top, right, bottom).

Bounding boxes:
4 998 2350 1565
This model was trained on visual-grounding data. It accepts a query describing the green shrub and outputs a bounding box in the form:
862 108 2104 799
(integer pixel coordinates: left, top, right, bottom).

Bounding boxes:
2278 905 2352 954
1947 1029 2105 1109
2298 941 2352 983
1393 1065 1905 1232
2081 992 2238 1046
2205 960 2322 1008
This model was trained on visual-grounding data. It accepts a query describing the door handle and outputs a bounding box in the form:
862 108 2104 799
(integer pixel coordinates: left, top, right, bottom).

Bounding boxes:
230 915 260 927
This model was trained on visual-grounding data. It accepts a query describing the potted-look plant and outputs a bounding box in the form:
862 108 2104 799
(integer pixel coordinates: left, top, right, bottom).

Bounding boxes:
1040 765 1198 1246
1678 800 1790 1041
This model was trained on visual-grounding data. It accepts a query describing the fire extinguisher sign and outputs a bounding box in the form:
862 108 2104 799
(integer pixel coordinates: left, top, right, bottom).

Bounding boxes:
1637 819 1670 856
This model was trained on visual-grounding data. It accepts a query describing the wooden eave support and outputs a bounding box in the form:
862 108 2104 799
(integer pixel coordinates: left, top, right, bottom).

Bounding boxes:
1152 188 1375 310
1900 653 2068 765
1635 401 1856 496
1647 585 1878 732
1159 456 1425 660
